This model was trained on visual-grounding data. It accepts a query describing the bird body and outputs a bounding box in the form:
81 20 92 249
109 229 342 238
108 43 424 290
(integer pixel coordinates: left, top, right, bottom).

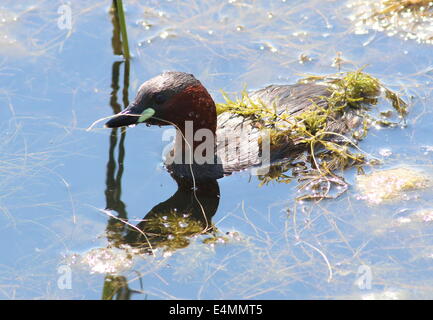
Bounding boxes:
105 71 357 180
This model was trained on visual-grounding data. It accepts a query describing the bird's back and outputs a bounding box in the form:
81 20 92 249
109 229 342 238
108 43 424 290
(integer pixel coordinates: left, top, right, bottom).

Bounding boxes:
249 83 330 116
216 82 357 174
169 82 359 179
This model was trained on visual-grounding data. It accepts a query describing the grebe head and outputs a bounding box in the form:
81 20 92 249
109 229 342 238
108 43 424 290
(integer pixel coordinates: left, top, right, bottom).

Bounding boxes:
105 71 216 132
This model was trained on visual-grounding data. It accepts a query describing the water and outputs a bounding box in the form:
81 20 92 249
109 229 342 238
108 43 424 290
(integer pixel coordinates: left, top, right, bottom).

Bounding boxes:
0 0 432 299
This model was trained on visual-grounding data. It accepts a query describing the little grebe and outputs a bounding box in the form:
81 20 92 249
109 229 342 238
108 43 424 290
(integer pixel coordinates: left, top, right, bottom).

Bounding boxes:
105 71 359 180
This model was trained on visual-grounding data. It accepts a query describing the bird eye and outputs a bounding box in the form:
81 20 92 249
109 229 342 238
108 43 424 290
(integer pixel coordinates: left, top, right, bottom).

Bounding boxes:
154 93 166 104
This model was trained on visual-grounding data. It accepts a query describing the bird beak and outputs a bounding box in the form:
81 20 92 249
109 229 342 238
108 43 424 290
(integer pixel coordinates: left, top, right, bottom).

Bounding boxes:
105 107 155 128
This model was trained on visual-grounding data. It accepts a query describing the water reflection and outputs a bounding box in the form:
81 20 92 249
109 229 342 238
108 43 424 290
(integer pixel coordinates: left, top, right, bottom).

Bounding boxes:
101 2 220 299
102 57 220 295
123 176 219 252
102 2 133 300
0 0 431 300
82 0 432 300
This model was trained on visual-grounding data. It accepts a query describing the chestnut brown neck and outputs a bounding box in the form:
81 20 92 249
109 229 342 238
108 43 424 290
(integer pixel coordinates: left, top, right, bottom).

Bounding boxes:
166 84 217 135
164 83 219 167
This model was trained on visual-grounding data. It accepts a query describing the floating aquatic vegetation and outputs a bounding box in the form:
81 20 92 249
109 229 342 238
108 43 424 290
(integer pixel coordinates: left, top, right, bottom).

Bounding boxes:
217 69 407 200
102 275 140 300
257 162 294 186
349 0 433 44
142 214 204 251
356 167 430 204
126 212 220 252
69 246 137 274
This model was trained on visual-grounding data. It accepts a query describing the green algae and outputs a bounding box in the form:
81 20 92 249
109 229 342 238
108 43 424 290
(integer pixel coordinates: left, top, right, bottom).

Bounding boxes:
381 0 433 14
217 69 407 200
356 167 430 204
350 0 433 44
138 213 206 251
257 162 294 186
216 88 274 120
116 212 224 253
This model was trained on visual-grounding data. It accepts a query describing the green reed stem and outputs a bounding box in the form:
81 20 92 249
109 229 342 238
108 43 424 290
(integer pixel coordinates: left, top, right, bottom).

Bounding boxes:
115 0 130 60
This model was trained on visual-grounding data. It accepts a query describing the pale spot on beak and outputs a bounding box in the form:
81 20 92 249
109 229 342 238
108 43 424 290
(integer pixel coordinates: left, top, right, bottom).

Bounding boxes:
138 108 156 123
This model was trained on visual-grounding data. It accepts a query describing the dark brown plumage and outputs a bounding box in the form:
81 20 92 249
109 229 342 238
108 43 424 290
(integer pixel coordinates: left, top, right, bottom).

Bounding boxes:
105 72 358 181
